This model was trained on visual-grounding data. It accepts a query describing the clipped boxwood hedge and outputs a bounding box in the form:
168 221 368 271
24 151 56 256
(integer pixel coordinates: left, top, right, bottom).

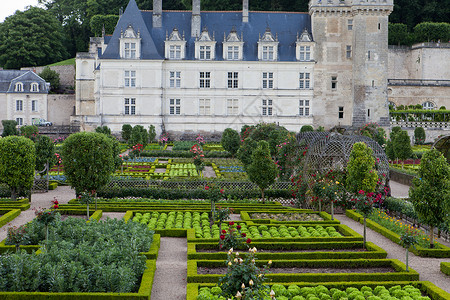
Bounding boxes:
346 210 450 258
0 209 21 228
187 258 419 283
187 241 387 260
441 262 450 276
187 281 450 300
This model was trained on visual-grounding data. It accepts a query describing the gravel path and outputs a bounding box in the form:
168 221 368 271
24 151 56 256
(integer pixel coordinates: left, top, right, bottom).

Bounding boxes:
390 180 410 198
337 214 450 293
151 237 187 300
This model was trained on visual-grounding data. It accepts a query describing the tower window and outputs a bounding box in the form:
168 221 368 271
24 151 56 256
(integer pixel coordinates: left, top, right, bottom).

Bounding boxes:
346 45 352 59
331 76 337 90
348 19 353 31
378 23 381 30
368 109 370 117
338 106 344 119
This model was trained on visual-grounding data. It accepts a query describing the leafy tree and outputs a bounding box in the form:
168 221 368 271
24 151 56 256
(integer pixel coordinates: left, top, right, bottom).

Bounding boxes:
409 149 450 248
38 67 60 92
20 125 39 142
346 142 378 194
1 120 18 137
0 136 36 201
35 135 56 173
95 125 111 135
413 22 450 43
90 14 120 36
389 23 413 45
221 128 241 157
237 137 257 168
121 124 132 142
300 125 314 132
0 7 67 69
148 125 156 143
414 127 426 145
247 140 278 203
393 130 413 165
61 132 116 196
129 125 148 148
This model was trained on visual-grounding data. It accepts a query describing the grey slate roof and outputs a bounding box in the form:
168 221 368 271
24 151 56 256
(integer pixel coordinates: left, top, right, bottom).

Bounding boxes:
0 70 49 93
102 0 312 61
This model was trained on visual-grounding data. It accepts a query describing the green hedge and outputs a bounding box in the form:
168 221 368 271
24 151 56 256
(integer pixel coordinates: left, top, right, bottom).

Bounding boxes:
346 210 450 258
96 186 292 199
187 258 419 283
140 149 232 158
49 181 58 190
187 281 450 300
187 241 387 260
383 197 418 220
0 209 21 228
441 262 450 276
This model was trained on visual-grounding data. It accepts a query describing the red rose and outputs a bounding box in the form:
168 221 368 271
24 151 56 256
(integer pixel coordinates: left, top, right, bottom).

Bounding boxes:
241 233 246 237
229 221 234 226
220 189 224 194
246 238 252 244
236 225 241 230
220 235 225 240
222 230 227 234
205 186 210 190
53 204 59 209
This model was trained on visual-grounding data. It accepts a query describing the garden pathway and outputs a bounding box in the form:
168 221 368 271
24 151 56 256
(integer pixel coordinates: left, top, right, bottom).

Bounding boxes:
389 180 410 198
336 214 450 294
151 237 187 300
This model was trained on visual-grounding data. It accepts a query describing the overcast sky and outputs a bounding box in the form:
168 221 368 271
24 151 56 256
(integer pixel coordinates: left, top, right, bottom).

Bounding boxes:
1 0 40 22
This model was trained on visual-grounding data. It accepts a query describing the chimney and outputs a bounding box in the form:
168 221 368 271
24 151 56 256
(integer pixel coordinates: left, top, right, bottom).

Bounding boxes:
191 0 201 37
153 0 162 27
243 0 249 23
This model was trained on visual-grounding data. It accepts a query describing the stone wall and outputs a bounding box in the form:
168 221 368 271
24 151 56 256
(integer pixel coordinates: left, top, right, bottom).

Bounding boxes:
22 65 75 89
388 85 450 109
47 94 75 126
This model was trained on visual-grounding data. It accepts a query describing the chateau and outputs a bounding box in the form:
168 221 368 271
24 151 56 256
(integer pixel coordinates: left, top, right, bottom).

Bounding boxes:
74 0 394 135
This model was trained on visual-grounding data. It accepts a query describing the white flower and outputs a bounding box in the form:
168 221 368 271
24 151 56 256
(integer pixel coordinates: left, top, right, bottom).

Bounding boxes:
234 258 238 263
235 291 242 299
236 252 239 256
241 283 245 289
270 290 276 298
228 261 232 266
268 260 272 265
249 279 254 286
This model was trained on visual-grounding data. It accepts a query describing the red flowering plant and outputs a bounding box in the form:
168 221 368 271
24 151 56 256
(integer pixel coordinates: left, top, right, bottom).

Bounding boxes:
191 144 205 171
6 225 28 252
130 143 143 158
196 134 206 145
34 197 60 242
219 221 252 250
205 183 225 225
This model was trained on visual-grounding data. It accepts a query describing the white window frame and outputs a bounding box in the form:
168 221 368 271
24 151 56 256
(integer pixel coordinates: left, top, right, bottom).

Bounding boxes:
125 42 136 59
299 46 311 61
16 100 23 111
227 99 239 115
199 99 211 115
124 98 136 115
169 45 181 59
422 101 435 110
169 99 181 115
199 72 211 88
31 100 38 112
15 82 23 92
227 46 239 60
31 82 39 92
262 99 273 116
199 45 211 60
227 72 238 89
299 73 310 89
299 100 310 116
125 70 136 87
169 71 181 88
262 46 274 61
16 117 23 126
262 72 273 89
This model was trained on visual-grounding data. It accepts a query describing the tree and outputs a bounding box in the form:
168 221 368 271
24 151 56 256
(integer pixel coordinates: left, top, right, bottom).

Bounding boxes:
1 120 18 137
409 149 450 248
0 7 67 69
237 137 257 168
148 125 156 143
300 125 314 132
413 22 450 43
388 23 413 45
247 141 278 203
95 125 111 135
61 132 116 199
221 128 241 157
38 67 61 92
414 127 426 145
90 14 119 36
129 125 148 148
20 125 39 142
0 136 36 201
393 130 413 166
35 135 56 173
121 124 132 142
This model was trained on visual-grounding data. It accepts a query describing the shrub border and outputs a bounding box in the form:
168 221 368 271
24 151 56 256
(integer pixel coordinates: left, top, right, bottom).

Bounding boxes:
0 209 21 228
346 210 450 258
187 258 419 283
187 281 450 300
441 262 450 276
187 241 387 260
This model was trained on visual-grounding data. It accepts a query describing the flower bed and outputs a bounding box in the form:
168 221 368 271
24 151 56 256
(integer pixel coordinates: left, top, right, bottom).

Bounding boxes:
187 241 387 260
346 210 450 257
189 281 450 300
188 258 418 283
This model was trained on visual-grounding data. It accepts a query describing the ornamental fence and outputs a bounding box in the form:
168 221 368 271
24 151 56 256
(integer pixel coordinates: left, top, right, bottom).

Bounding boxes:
390 121 450 129
106 179 293 191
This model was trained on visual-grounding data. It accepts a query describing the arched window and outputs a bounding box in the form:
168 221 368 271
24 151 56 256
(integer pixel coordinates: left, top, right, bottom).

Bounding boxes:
31 82 39 92
422 101 435 110
15 82 23 92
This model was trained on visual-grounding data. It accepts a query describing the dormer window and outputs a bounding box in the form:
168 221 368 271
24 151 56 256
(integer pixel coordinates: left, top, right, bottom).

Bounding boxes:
195 28 216 60
31 82 39 92
296 29 315 62
258 28 278 61
223 28 244 61
165 28 186 60
120 25 141 59
15 82 23 92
